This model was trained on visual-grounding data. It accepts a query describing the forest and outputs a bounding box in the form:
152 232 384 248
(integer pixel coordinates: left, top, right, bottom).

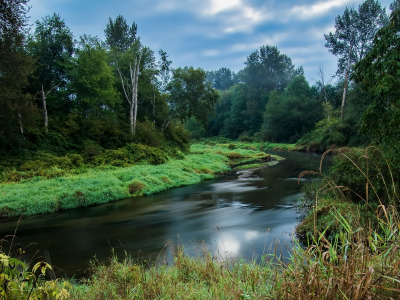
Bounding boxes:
1 0 398 169
2 0 400 298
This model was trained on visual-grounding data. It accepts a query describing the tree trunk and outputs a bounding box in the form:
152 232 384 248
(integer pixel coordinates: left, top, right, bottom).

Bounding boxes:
17 110 24 139
341 43 353 124
118 50 143 137
41 85 48 133
130 102 134 135
152 85 156 126
41 82 60 134
133 53 142 135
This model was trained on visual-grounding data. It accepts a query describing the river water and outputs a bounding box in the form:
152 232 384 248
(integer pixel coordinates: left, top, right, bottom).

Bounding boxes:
0 151 332 277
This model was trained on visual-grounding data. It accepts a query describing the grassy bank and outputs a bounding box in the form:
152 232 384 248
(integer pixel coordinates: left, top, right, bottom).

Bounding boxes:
0 152 230 218
0 142 285 218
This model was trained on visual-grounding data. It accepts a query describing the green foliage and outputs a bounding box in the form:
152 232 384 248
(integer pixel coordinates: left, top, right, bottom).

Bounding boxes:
70 35 120 118
125 143 168 165
0 0 36 141
70 206 400 299
0 240 72 299
184 117 206 140
104 15 137 52
261 76 322 143
206 67 238 90
353 9 400 143
134 121 164 147
67 153 84 167
324 0 388 77
82 142 104 163
165 66 219 129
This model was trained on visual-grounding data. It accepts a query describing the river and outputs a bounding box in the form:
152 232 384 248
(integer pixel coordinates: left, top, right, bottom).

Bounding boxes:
0 151 332 277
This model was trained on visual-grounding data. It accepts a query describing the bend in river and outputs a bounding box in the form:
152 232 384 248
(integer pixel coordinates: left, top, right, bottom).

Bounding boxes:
0 151 332 277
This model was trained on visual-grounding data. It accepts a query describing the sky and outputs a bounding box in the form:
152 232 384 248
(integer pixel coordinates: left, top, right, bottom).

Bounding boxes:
28 0 394 83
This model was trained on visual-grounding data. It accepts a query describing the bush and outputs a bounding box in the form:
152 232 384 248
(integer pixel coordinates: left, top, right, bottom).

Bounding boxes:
19 151 74 171
134 121 164 147
95 149 131 167
128 180 146 195
67 154 84 167
238 132 253 142
228 143 236 150
125 143 168 165
82 142 103 163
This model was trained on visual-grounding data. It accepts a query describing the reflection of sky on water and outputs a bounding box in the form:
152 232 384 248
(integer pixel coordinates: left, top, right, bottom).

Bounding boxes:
209 181 260 193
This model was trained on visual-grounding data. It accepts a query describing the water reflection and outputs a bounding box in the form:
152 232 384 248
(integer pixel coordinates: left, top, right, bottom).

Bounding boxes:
0 151 332 277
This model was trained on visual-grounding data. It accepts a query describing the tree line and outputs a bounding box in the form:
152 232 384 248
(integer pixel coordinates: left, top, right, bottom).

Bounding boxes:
0 1 217 160
193 0 398 153
1 0 400 165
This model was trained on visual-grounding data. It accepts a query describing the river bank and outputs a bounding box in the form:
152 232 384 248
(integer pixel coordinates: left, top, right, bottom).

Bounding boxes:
0 142 282 218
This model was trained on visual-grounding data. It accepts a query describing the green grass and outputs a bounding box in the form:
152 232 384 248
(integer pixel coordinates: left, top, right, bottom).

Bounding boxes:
195 139 304 152
191 143 269 159
0 153 229 218
0 142 286 218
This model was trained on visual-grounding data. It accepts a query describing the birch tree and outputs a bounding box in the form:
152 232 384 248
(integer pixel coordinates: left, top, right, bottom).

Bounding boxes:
118 50 143 135
324 0 388 123
41 82 60 133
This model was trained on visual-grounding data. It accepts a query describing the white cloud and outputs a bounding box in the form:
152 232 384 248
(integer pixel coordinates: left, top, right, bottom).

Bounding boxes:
208 0 241 15
290 0 362 20
200 0 273 33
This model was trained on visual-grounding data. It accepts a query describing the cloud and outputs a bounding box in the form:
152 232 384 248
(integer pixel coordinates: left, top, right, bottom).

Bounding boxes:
290 0 362 20
207 0 241 15
27 0 394 84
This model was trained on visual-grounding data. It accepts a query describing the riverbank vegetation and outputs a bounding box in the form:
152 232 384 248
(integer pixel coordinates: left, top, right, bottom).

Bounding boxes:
0 150 231 218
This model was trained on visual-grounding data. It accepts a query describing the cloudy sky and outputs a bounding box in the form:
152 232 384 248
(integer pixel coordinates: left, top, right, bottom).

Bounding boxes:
28 0 393 82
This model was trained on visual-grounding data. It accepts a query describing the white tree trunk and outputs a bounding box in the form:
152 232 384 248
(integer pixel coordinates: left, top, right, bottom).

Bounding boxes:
41 83 60 133
119 51 142 136
17 110 24 138
341 43 353 124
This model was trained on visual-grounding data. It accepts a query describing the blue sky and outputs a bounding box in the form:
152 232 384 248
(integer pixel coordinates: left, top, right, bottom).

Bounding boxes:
28 0 393 83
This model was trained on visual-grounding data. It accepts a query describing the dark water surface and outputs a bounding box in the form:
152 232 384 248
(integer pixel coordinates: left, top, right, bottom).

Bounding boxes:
0 151 332 277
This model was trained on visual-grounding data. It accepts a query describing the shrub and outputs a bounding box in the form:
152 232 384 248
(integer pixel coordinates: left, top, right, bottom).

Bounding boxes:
238 132 253 142
134 121 164 147
67 154 84 167
128 181 146 195
125 143 168 165
95 149 131 167
82 142 103 163
19 152 74 171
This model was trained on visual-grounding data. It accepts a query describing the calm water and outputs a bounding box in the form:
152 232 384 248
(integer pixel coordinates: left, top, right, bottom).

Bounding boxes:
0 151 332 277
